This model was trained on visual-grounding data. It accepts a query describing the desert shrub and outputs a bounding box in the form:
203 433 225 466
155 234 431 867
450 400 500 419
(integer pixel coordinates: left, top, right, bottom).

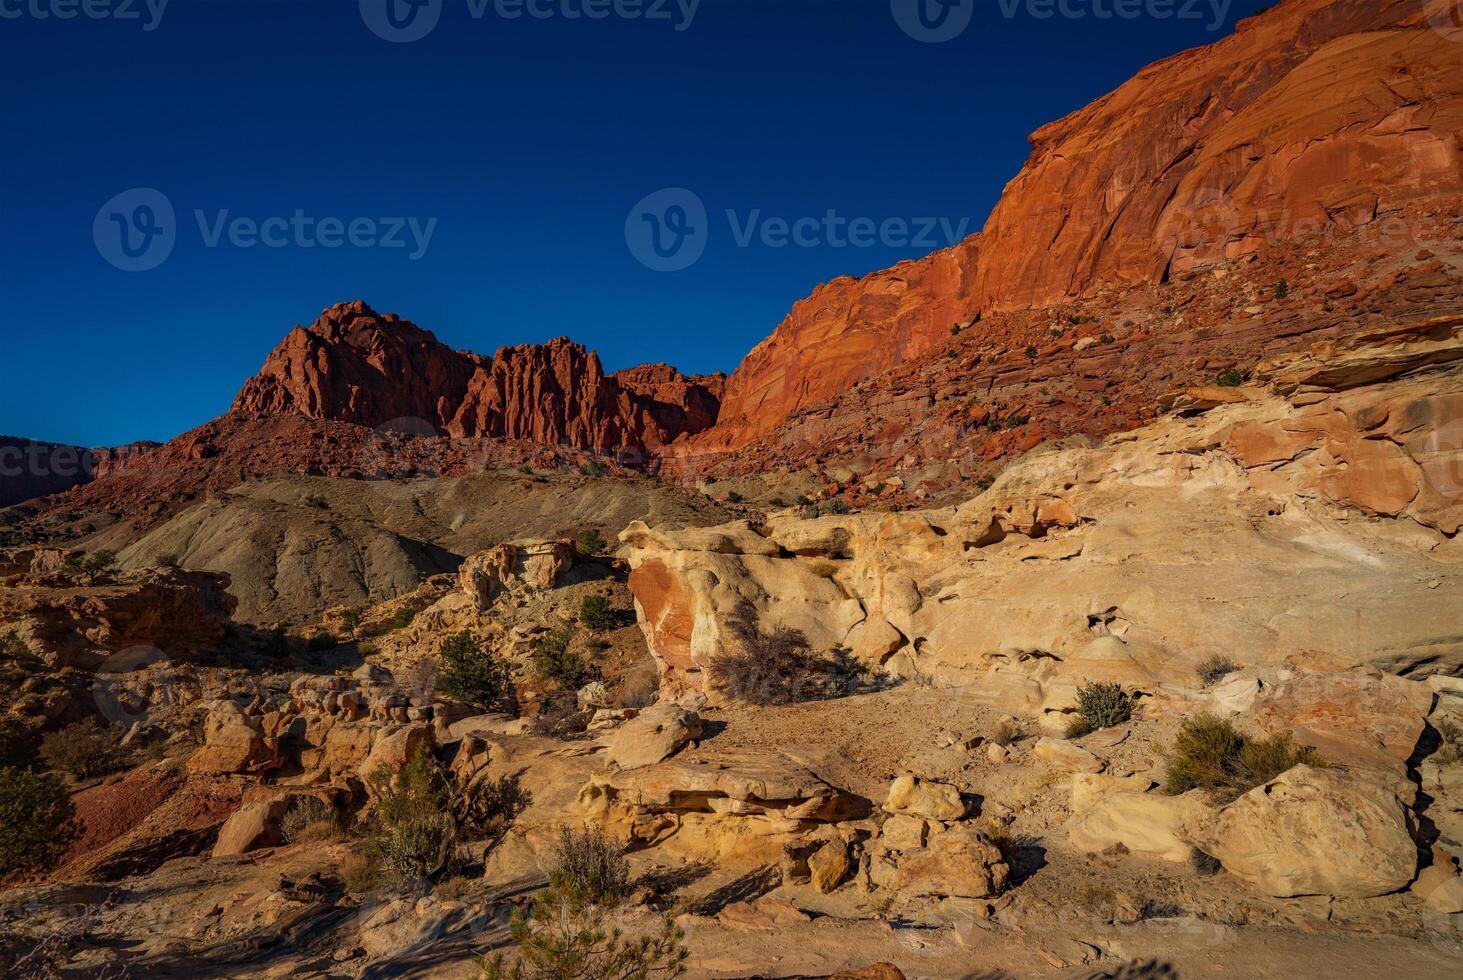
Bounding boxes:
280 796 341 844
1025 345 1039 360
531 628 593 691
477 888 687 980
438 631 512 708
363 746 457 884
1190 847 1222 876
456 772 529 842
1100 334 1115 344
0 717 37 770
579 595 617 631
823 498 851 515
990 717 1021 747
768 496 786 508
307 631 339 652
0 766 79 877
726 491 743 504
578 461 608 478
339 606 364 634
337 849 383 895
709 609 819 706
1275 279 1289 299
550 826 631 906
1215 368 1245 388
576 528 608 556
794 495 813 507
798 504 820 520
1196 655 1238 686
530 692 589 738
1165 714 1324 800
390 607 418 631
39 719 131 778
304 494 329 509
1435 716 1463 765
1066 682 1134 738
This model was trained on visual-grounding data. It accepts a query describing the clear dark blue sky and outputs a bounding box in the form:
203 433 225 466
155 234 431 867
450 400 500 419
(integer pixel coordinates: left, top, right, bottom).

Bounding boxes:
1 0 1269 447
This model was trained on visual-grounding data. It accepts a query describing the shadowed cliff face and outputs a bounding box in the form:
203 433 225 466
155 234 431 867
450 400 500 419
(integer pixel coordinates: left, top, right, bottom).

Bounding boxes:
680 0 1463 460
230 299 724 457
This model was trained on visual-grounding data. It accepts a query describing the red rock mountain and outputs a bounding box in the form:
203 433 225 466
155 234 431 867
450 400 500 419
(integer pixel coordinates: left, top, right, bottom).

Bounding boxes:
678 0 1463 461
231 300 724 456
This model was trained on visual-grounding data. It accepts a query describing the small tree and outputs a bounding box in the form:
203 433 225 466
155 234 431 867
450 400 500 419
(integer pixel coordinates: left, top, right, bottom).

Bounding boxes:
477 827 684 980
576 529 608 556
438 631 511 707
1067 682 1134 738
531 628 593 691
0 766 79 877
39 719 131 779
79 549 118 584
579 595 616 631
363 746 457 884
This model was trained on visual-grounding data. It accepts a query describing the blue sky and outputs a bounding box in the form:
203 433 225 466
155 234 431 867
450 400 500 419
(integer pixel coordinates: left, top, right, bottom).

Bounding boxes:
1 0 1270 447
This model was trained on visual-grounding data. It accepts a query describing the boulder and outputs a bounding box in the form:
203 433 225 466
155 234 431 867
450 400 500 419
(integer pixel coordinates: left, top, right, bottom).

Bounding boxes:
1246 668 1432 771
892 827 1008 898
605 703 703 770
188 701 276 775
884 774 965 822
808 838 851 893
1033 737 1105 774
1412 865 1463 914
1069 773 1154 813
362 723 436 787
1066 789 1206 863
212 799 289 857
1206 765 1417 898
879 814 928 851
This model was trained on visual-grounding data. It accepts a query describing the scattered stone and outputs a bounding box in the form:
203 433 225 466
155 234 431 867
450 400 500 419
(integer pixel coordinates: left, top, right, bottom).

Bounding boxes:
884 774 966 821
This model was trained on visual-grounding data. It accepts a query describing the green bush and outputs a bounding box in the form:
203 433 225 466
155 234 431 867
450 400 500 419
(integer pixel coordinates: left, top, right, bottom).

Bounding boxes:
1275 279 1289 299
579 595 617 631
478 886 686 980
579 461 608 478
390 607 418 631
437 631 512 707
1165 714 1324 800
1215 368 1245 388
39 719 131 779
1066 682 1133 738
824 498 851 515
531 628 593 691
1025 345 1039 360
362 746 456 884
576 529 608 556
0 766 79 877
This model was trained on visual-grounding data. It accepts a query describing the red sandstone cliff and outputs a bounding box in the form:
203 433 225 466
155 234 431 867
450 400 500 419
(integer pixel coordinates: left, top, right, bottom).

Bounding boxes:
231 300 722 456
677 0 1463 460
